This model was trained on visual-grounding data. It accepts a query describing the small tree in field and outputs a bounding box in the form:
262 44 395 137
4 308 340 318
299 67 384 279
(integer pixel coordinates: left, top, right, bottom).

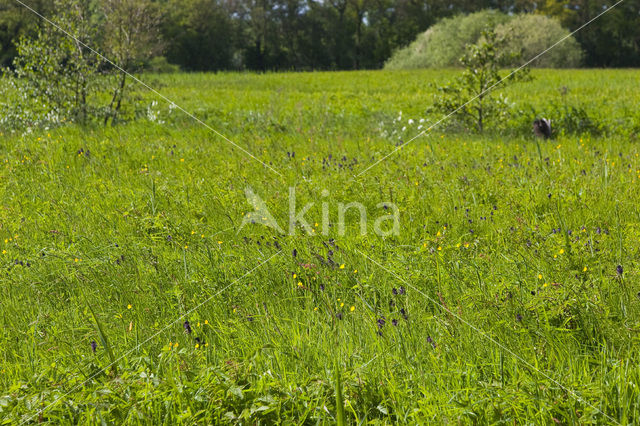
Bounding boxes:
12 0 102 125
431 30 530 132
7 0 160 128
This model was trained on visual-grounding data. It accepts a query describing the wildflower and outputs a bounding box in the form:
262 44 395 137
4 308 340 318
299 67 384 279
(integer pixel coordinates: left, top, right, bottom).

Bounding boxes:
399 286 405 295
292 249 297 257
538 274 543 280
339 264 345 269
427 336 435 348
559 249 564 254
400 308 408 320
127 304 132 309
392 288 398 296
516 314 523 321
204 320 209 325
377 317 386 329
336 312 343 320
617 265 623 276
91 341 97 353
184 320 192 334
392 319 398 326
350 306 355 312
583 266 588 272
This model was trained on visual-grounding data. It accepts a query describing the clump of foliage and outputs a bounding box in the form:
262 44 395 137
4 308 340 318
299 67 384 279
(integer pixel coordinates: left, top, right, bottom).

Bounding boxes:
10 0 103 126
494 14 583 68
385 10 510 70
430 30 531 133
1 0 160 129
385 11 582 70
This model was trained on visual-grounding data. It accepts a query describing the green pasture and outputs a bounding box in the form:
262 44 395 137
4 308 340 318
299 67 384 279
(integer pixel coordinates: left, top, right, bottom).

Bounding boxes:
1 69 640 424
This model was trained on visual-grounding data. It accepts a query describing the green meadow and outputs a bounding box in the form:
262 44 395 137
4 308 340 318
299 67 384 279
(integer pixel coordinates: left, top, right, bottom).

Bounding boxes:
2 69 640 424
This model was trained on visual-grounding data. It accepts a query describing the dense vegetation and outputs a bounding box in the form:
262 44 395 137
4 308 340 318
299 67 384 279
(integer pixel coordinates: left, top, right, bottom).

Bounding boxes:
1 0 639 71
385 11 583 69
1 69 640 423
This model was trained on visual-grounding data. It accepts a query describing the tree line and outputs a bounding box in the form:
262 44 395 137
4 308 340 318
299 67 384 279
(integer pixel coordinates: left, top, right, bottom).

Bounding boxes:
1 0 638 72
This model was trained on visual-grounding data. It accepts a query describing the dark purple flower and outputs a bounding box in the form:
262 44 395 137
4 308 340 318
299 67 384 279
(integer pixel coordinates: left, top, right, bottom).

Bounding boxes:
617 265 623 276
516 314 523 322
377 317 386 329
336 311 343 320
392 288 398 296
292 249 297 257
399 286 406 295
392 319 398 326
91 340 97 353
400 308 408 320
427 336 435 348
183 320 192 334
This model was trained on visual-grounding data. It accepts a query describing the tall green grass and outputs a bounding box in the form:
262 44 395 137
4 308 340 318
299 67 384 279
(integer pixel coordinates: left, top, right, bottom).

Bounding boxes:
0 69 640 423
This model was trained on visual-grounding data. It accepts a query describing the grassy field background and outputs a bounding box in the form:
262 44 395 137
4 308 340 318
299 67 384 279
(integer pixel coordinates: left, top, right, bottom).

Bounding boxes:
2 69 640 423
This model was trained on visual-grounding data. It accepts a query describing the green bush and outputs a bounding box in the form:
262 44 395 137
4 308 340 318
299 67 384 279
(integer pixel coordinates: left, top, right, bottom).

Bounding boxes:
430 30 531 133
385 10 511 69
385 12 581 70
145 56 181 74
494 14 583 68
